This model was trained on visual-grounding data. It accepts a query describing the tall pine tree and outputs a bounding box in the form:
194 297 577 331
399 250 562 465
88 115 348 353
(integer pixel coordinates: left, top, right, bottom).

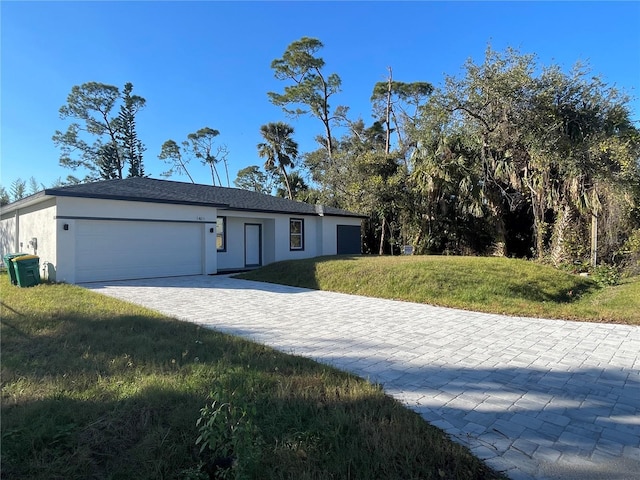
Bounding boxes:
119 82 146 177
53 82 146 182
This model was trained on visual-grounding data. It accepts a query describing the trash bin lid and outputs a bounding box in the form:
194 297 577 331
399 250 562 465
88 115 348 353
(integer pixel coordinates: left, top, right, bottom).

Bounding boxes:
12 255 39 262
4 253 27 259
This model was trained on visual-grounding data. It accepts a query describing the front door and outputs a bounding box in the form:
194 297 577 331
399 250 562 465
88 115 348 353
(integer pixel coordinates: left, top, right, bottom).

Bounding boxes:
244 223 262 267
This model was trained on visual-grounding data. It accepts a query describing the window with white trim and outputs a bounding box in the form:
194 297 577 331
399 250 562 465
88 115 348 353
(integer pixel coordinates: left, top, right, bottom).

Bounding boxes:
216 217 226 251
290 218 304 250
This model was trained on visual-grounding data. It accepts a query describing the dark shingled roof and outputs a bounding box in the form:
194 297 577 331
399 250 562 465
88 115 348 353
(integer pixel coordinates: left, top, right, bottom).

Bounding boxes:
36 177 364 218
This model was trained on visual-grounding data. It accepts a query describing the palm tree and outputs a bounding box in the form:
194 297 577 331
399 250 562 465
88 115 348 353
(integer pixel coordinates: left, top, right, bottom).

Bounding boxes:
257 122 298 200
276 170 309 200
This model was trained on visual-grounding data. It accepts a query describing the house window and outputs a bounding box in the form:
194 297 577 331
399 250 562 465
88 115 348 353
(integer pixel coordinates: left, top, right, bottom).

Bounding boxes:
290 218 304 250
216 217 226 251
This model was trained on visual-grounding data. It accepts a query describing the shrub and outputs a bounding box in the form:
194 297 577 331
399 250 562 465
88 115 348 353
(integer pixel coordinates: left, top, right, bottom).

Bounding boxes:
589 264 622 287
618 229 640 277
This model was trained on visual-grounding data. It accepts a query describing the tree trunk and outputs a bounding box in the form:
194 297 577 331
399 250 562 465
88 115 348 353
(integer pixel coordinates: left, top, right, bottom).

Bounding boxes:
379 216 387 255
523 164 547 260
180 156 195 184
590 188 600 267
209 162 216 187
320 73 334 161
591 212 598 267
533 217 546 260
281 166 293 200
550 203 572 266
491 213 507 257
102 111 124 179
385 67 392 155
223 158 230 187
324 120 333 160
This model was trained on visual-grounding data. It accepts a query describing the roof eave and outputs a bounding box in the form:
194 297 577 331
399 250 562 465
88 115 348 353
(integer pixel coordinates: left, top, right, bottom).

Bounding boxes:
218 205 366 218
0 191 51 214
45 190 229 208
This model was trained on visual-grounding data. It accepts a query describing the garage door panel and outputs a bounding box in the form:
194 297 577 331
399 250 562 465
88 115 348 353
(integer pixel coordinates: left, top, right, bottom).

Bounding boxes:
75 220 203 282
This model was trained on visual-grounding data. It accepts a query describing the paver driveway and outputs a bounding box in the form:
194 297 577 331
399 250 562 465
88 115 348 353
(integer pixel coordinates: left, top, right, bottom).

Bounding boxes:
85 274 640 480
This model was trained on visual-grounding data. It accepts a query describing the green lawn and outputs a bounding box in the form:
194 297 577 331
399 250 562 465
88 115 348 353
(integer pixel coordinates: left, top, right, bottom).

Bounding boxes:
237 255 640 325
0 274 503 480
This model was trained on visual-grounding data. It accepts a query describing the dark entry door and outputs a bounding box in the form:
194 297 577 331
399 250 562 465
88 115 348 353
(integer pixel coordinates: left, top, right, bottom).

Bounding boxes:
337 224 361 255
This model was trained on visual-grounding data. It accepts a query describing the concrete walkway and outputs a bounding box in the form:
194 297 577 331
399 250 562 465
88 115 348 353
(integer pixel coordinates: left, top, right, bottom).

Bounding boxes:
85 275 640 480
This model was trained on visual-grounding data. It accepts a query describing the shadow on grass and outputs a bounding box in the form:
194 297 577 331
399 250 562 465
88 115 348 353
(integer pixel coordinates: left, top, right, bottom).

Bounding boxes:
1 387 204 479
503 278 598 303
234 255 361 291
1 306 502 480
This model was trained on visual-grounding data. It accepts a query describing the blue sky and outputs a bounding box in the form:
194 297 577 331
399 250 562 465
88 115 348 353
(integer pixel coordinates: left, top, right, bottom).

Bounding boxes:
2 1 639 191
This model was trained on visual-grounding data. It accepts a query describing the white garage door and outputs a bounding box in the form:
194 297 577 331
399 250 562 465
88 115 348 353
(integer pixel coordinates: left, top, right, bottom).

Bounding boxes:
75 220 203 282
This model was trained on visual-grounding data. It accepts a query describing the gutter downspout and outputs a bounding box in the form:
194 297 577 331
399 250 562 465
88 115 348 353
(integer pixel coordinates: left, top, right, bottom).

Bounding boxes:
315 204 325 257
14 209 20 252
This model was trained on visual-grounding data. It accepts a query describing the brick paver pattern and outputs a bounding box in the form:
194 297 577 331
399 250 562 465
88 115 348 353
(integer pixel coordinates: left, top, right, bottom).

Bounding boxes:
86 275 640 480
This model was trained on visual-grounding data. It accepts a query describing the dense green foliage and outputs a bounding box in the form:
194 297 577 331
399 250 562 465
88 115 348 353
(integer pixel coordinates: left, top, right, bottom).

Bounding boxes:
257 122 299 200
234 165 272 194
52 82 146 183
268 36 347 161
1 275 502 479
237 256 640 325
120 83 146 178
249 40 640 272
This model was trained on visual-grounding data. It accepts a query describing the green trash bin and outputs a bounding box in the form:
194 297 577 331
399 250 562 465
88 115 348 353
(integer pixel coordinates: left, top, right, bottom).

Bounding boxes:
3 253 27 285
12 255 40 288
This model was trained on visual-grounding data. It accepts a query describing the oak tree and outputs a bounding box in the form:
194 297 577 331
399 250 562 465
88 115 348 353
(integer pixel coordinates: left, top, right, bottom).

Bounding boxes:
234 165 272 194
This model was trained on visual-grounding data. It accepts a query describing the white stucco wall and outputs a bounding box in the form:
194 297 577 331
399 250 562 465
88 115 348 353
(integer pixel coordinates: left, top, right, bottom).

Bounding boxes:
272 215 320 261
56 197 217 222
0 215 17 259
267 214 362 259
203 221 217 275
216 215 248 271
262 219 276 266
55 218 75 283
0 198 59 280
217 211 352 270
216 213 282 271
320 216 363 256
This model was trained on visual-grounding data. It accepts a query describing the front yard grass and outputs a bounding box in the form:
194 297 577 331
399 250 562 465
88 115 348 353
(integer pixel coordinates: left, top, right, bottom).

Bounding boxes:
0 274 503 480
236 255 640 325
